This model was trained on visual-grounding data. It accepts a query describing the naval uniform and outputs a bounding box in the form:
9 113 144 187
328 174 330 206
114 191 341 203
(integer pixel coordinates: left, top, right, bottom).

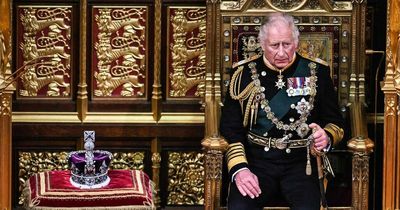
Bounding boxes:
220 53 344 210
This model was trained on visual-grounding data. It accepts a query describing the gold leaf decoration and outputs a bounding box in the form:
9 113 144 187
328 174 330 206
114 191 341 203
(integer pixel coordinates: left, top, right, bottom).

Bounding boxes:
167 151 204 205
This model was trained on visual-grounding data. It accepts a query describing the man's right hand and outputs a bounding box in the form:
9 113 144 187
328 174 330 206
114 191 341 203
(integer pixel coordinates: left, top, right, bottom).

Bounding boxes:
234 169 262 199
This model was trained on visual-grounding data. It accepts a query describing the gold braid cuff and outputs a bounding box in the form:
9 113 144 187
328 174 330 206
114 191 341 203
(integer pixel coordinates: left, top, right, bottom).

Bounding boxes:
226 142 247 172
229 65 258 127
324 123 344 145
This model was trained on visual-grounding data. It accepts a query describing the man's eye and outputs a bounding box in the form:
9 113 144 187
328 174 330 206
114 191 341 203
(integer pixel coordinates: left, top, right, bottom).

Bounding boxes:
271 44 279 48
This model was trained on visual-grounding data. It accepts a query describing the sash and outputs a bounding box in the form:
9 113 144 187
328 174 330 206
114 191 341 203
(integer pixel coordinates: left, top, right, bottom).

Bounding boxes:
251 59 316 135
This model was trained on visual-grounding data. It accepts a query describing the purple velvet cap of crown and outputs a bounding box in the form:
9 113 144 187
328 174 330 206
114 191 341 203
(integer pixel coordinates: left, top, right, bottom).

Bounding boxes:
68 150 111 170
68 150 112 189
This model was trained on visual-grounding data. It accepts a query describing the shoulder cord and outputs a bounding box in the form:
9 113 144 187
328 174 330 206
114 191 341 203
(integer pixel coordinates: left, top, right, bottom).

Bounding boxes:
229 65 258 127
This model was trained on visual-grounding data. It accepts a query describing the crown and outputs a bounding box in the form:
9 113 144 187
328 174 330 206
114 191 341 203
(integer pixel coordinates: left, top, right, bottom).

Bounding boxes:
68 131 113 189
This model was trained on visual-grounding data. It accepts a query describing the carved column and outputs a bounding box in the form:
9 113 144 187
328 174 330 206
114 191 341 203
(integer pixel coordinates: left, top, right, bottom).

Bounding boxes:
0 91 12 210
77 0 88 121
152 0 162 121
0 0 12 209
382 0 400 208
202 0 228 210
151 152 161 208
347 1 375 209
347 136 374 210
349 0 368 137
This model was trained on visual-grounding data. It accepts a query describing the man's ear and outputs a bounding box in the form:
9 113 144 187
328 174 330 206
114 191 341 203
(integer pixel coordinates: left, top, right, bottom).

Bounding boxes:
260 43 266 52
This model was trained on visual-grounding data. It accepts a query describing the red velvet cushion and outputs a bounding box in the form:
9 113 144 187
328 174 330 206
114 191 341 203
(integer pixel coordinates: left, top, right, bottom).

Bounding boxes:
23 170 154 210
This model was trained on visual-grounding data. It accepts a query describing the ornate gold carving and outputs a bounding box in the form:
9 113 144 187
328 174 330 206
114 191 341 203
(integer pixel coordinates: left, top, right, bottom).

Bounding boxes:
351 154 370 210
18 151 69 204
266 0 307 12
151 152 161 207
298 37 330 62
167 151 204 205
241 35 262 59
0 94 11 116
20 8 71 36
334 2 353 10
204 149 223 180
394 34 400 93
93 7 146 97
18 7 71 97
385 95 397 116
19 60 71 97
220 0 246 10
304 0 322 9
168 8 207 98
0 31 11 116
252 0 266 9
347 136 373 210
110 152 145 170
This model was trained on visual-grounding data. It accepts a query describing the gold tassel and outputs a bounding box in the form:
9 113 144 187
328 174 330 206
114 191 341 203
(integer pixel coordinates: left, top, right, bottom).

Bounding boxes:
306 145 312 175
250 104 255 130
254 102 258 125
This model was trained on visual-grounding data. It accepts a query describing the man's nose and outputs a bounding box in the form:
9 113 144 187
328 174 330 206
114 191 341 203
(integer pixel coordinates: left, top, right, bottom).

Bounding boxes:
277 44 285 56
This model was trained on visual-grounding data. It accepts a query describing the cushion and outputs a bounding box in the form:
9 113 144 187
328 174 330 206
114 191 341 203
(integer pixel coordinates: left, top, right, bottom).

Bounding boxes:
23 169 155 210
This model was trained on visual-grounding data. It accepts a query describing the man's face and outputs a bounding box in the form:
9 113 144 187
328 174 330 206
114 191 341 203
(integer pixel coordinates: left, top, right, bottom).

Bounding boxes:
261 22 298 69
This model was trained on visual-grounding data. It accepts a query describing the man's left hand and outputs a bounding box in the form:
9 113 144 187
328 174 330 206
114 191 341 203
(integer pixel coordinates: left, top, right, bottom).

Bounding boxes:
309 123 330 151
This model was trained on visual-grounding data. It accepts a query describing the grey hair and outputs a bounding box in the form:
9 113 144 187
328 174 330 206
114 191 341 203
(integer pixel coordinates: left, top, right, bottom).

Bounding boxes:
258 13 299 47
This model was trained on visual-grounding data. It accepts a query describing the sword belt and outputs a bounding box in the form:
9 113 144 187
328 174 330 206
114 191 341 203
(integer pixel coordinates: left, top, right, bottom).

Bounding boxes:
247 132 310 150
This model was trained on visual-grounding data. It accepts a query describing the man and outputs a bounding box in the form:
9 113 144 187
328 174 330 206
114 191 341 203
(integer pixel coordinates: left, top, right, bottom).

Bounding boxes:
220 12 344 210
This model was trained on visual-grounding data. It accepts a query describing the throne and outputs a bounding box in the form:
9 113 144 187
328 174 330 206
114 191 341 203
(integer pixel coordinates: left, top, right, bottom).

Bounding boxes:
202 1 374 210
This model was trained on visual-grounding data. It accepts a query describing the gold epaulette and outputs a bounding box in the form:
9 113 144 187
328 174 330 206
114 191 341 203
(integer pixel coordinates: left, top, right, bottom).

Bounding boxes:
232 54 261 69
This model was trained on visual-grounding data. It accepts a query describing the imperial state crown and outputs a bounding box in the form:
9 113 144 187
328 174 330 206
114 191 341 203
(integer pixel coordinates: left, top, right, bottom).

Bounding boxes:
68 131 113 189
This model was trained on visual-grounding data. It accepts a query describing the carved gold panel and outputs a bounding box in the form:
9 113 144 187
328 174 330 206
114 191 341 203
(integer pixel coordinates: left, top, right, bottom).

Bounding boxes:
110 151 145 170
18 151 69 204
16 6 72 98
222 14 351 107
166 7 207 99
92 6 148 99
167 151 204 205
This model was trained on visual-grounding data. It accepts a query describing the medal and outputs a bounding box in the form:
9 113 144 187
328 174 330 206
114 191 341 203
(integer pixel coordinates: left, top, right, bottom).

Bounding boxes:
275 73 285 89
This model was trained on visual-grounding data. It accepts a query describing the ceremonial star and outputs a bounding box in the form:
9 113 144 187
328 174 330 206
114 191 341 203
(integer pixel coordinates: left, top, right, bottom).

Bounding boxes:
275 75 285 89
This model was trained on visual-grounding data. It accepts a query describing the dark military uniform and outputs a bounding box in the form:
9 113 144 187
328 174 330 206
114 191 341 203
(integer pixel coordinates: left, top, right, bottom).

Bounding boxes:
220 53 344 210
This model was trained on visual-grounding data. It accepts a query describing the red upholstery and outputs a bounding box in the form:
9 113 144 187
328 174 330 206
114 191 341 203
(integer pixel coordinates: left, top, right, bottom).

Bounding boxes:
23 170 155 210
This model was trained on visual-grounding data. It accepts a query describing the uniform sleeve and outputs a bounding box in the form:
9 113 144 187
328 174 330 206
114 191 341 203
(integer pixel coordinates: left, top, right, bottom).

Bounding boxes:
314 65 344 146
220 75 249 180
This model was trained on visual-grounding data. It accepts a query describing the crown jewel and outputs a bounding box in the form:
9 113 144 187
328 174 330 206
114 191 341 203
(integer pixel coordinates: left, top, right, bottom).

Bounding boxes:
68 131 113 189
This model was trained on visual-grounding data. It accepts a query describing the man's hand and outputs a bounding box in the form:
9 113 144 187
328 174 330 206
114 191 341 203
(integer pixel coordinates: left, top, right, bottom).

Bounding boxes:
234 169 262 199
309 123 330 151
